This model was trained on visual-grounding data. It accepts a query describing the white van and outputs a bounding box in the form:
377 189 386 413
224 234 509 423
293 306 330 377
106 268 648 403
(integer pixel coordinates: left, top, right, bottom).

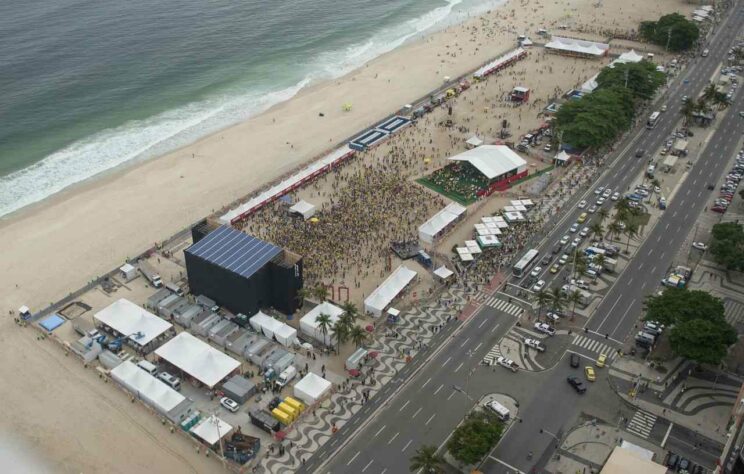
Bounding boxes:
485 400 510 421
275 366 297 388
702 49 709 57
136 360 158 376
166 283 184 297
157 371 181 391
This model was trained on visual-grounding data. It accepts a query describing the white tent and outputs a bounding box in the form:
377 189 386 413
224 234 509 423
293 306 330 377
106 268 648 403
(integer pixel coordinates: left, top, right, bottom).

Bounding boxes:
545 36 609 57
293 372 332 405
477 235 501 248
289 200 317 220
364 265 417 317
190 415 233 446
250 311 297 347
433 266 454 280
466 136 484 148
110 361 189 420
554 150 572 165
119 263 137 281
155 332 240 388
418 202 467 244
503 211 525 222
448 145 527 180
94 298 172 349
300 302 344 346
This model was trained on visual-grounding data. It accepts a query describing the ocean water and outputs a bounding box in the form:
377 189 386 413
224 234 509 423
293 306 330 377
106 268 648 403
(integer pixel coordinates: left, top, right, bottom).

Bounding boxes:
0 0 501 218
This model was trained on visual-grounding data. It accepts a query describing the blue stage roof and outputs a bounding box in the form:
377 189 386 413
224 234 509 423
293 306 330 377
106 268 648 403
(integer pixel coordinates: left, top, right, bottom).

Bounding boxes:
186 225 281 279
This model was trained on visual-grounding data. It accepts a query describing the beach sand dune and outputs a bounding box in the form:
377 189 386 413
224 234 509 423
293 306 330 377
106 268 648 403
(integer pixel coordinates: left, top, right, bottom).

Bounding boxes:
0 0 693 471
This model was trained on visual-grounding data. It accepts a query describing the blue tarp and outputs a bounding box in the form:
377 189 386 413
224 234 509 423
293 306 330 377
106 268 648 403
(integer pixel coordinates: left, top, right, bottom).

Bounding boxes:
39 314 65 332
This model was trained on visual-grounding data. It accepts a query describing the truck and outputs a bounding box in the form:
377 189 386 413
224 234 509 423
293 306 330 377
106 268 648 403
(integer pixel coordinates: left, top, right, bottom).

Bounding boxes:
523 338 546 352
275 366 297 388
249 410 281 434
138 261 162 288
602 257 617 273
495 356 519 372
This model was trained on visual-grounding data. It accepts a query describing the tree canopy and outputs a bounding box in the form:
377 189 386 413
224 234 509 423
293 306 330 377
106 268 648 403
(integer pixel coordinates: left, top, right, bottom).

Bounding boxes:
710 223 744 271
554 86 634 149
645 288 736 365
639 13 700 51
447 411 504 465
595 61 666 100
644 287 725 326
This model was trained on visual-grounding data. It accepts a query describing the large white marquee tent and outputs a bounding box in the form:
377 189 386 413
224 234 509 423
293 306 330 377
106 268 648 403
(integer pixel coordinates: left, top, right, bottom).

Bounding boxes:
364 265 417 317
155 332 240 388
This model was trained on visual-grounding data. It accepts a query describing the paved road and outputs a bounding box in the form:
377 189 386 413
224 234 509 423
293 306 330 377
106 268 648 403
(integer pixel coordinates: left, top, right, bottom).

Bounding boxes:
307 5 744 472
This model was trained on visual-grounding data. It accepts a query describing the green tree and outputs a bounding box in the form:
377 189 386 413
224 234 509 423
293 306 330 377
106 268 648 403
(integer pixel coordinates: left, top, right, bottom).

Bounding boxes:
315 313 333 345
597 207 609 225
409 445 444 473
589 222 604 241
349 325 369 348
623 221 639 253
341 301 359 323
644 287 726 326
639 13 700 51
680 97 697 126
534 289 552 317
594 253 606 271
550 286 566 315
333 319 350 352
447 411 504 465
295 287 310 307
607 221 623 241
595 61 666 100
313 285 330 302
669 318 737 365
710 223 744 271
567 290 582 321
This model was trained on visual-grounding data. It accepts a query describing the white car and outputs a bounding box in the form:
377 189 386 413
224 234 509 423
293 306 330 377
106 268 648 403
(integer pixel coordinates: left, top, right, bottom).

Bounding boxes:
496 356 518 372
587 205 597 214
596 197 606 206
532 280 546 292
571 237 582 248
579 227 589 237
543 143 552 152
571 279 589 290
530 266 543 277
524 338 546 352
692 242 707 251
602 188 612 198
611 192 620 201
558 254 569 265
220 397 240 413
546 312 560 322
533 322 556 336
654 186 661 194
578 200 587 209
594 186 605 195
569 223 579 233
559 235 570 245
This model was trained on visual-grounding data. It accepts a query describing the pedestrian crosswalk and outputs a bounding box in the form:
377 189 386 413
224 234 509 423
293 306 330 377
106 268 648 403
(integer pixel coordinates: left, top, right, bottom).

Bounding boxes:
626 410 657 439
724 299 744 326
572 334 618 361
482 327 546 370
482 295 523 317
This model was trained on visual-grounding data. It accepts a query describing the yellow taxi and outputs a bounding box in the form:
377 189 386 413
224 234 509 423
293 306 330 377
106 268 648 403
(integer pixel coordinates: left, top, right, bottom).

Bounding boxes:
585 366 596 382
596 353 607 368
550 263 560 274
577 212 588 224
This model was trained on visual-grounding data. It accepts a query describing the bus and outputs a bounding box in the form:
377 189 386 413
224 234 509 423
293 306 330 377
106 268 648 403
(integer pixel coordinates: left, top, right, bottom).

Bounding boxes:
646 111 660 129
513 249 540 277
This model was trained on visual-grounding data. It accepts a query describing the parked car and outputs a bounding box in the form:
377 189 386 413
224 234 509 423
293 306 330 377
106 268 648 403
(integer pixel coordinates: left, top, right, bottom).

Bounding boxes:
585 366 596 382
611 192 620 201
666 453 679 469
567 376 587 393
496 356 519 372
534 322 555 336
692 242 707 251
220 397 240 413
524 338 546 352
570 353 580 368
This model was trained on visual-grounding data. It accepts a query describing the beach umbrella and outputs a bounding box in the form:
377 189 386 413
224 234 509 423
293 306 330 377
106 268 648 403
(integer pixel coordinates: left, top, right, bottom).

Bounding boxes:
348 369 361 377
367 351 379 358
310 217 320 223
365 325 374 333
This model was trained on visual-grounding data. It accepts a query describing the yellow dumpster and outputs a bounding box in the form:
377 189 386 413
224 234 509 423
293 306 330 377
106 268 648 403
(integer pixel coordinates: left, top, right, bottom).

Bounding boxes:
284 397 306 412
272 408 292 425
278 402 298 421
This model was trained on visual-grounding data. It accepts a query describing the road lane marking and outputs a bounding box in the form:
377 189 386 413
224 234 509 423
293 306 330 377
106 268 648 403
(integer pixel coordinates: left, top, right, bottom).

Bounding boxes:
491 323 500 333
347 451 360 466
374 425 386 438
474 342 483 351
661 423 674 448
399 400 410 412
611 297 637 336
362 460 374 472
421 377 431 389
478 319 487 329
651 265 656 274
454 362 464 373
460 337 470 347
638 263 644 270
442 357 451 367
489 456 527 474
381 469 388 474
412 407 422 419
388 432 399 445
402 440 413 452
447 390 456 400
627 277 634 286
596 294 621 330
434 384 444 395
425 413 436 426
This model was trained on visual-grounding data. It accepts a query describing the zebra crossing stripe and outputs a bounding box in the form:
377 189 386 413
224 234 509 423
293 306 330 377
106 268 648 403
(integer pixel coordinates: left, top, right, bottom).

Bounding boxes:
484 297 521 316
626 410 656 439
724 300 744 325
572 335 617 360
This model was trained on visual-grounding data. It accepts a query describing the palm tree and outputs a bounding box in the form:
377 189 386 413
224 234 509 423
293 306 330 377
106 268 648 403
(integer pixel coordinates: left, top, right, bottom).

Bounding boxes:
567 290 582 322
680 97 696 126
702 83 718 103
534 289 552 317
550 287 566 315
624 221 639 253
409 445 444 473
614 198 631 217
340 301 358 324
295 287 310 308
589 222 604 242
607 221 622 241
594 254 606 272
711 91 729 110
349 325 369 348
333 319 350 352
313 285 330 302
597 208 609 225
316 313 332 346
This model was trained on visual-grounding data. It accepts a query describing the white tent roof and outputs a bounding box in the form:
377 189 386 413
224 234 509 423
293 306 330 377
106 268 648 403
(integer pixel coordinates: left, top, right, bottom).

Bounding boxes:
155 332 240 388
663 155 678 168
555 150 571 162
300 302 344 333
418 202 467 243
546 36 609 56
120 263 136 273
473 47 526 78
94 299 172 347
289 200 317 219
110 361 186 413
293 372 332 405
477 235 501 247
190 415 233 446
449 145 527 180
466 136 484 147
433 266 454 280
250 311 297 347
364 265 417 316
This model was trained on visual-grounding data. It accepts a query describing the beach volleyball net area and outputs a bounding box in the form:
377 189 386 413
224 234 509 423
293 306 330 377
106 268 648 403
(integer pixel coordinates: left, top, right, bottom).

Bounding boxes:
417 162 490 205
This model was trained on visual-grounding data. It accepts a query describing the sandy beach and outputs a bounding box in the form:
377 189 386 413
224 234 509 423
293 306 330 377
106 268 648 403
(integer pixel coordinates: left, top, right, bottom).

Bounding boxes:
0 0 694 471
